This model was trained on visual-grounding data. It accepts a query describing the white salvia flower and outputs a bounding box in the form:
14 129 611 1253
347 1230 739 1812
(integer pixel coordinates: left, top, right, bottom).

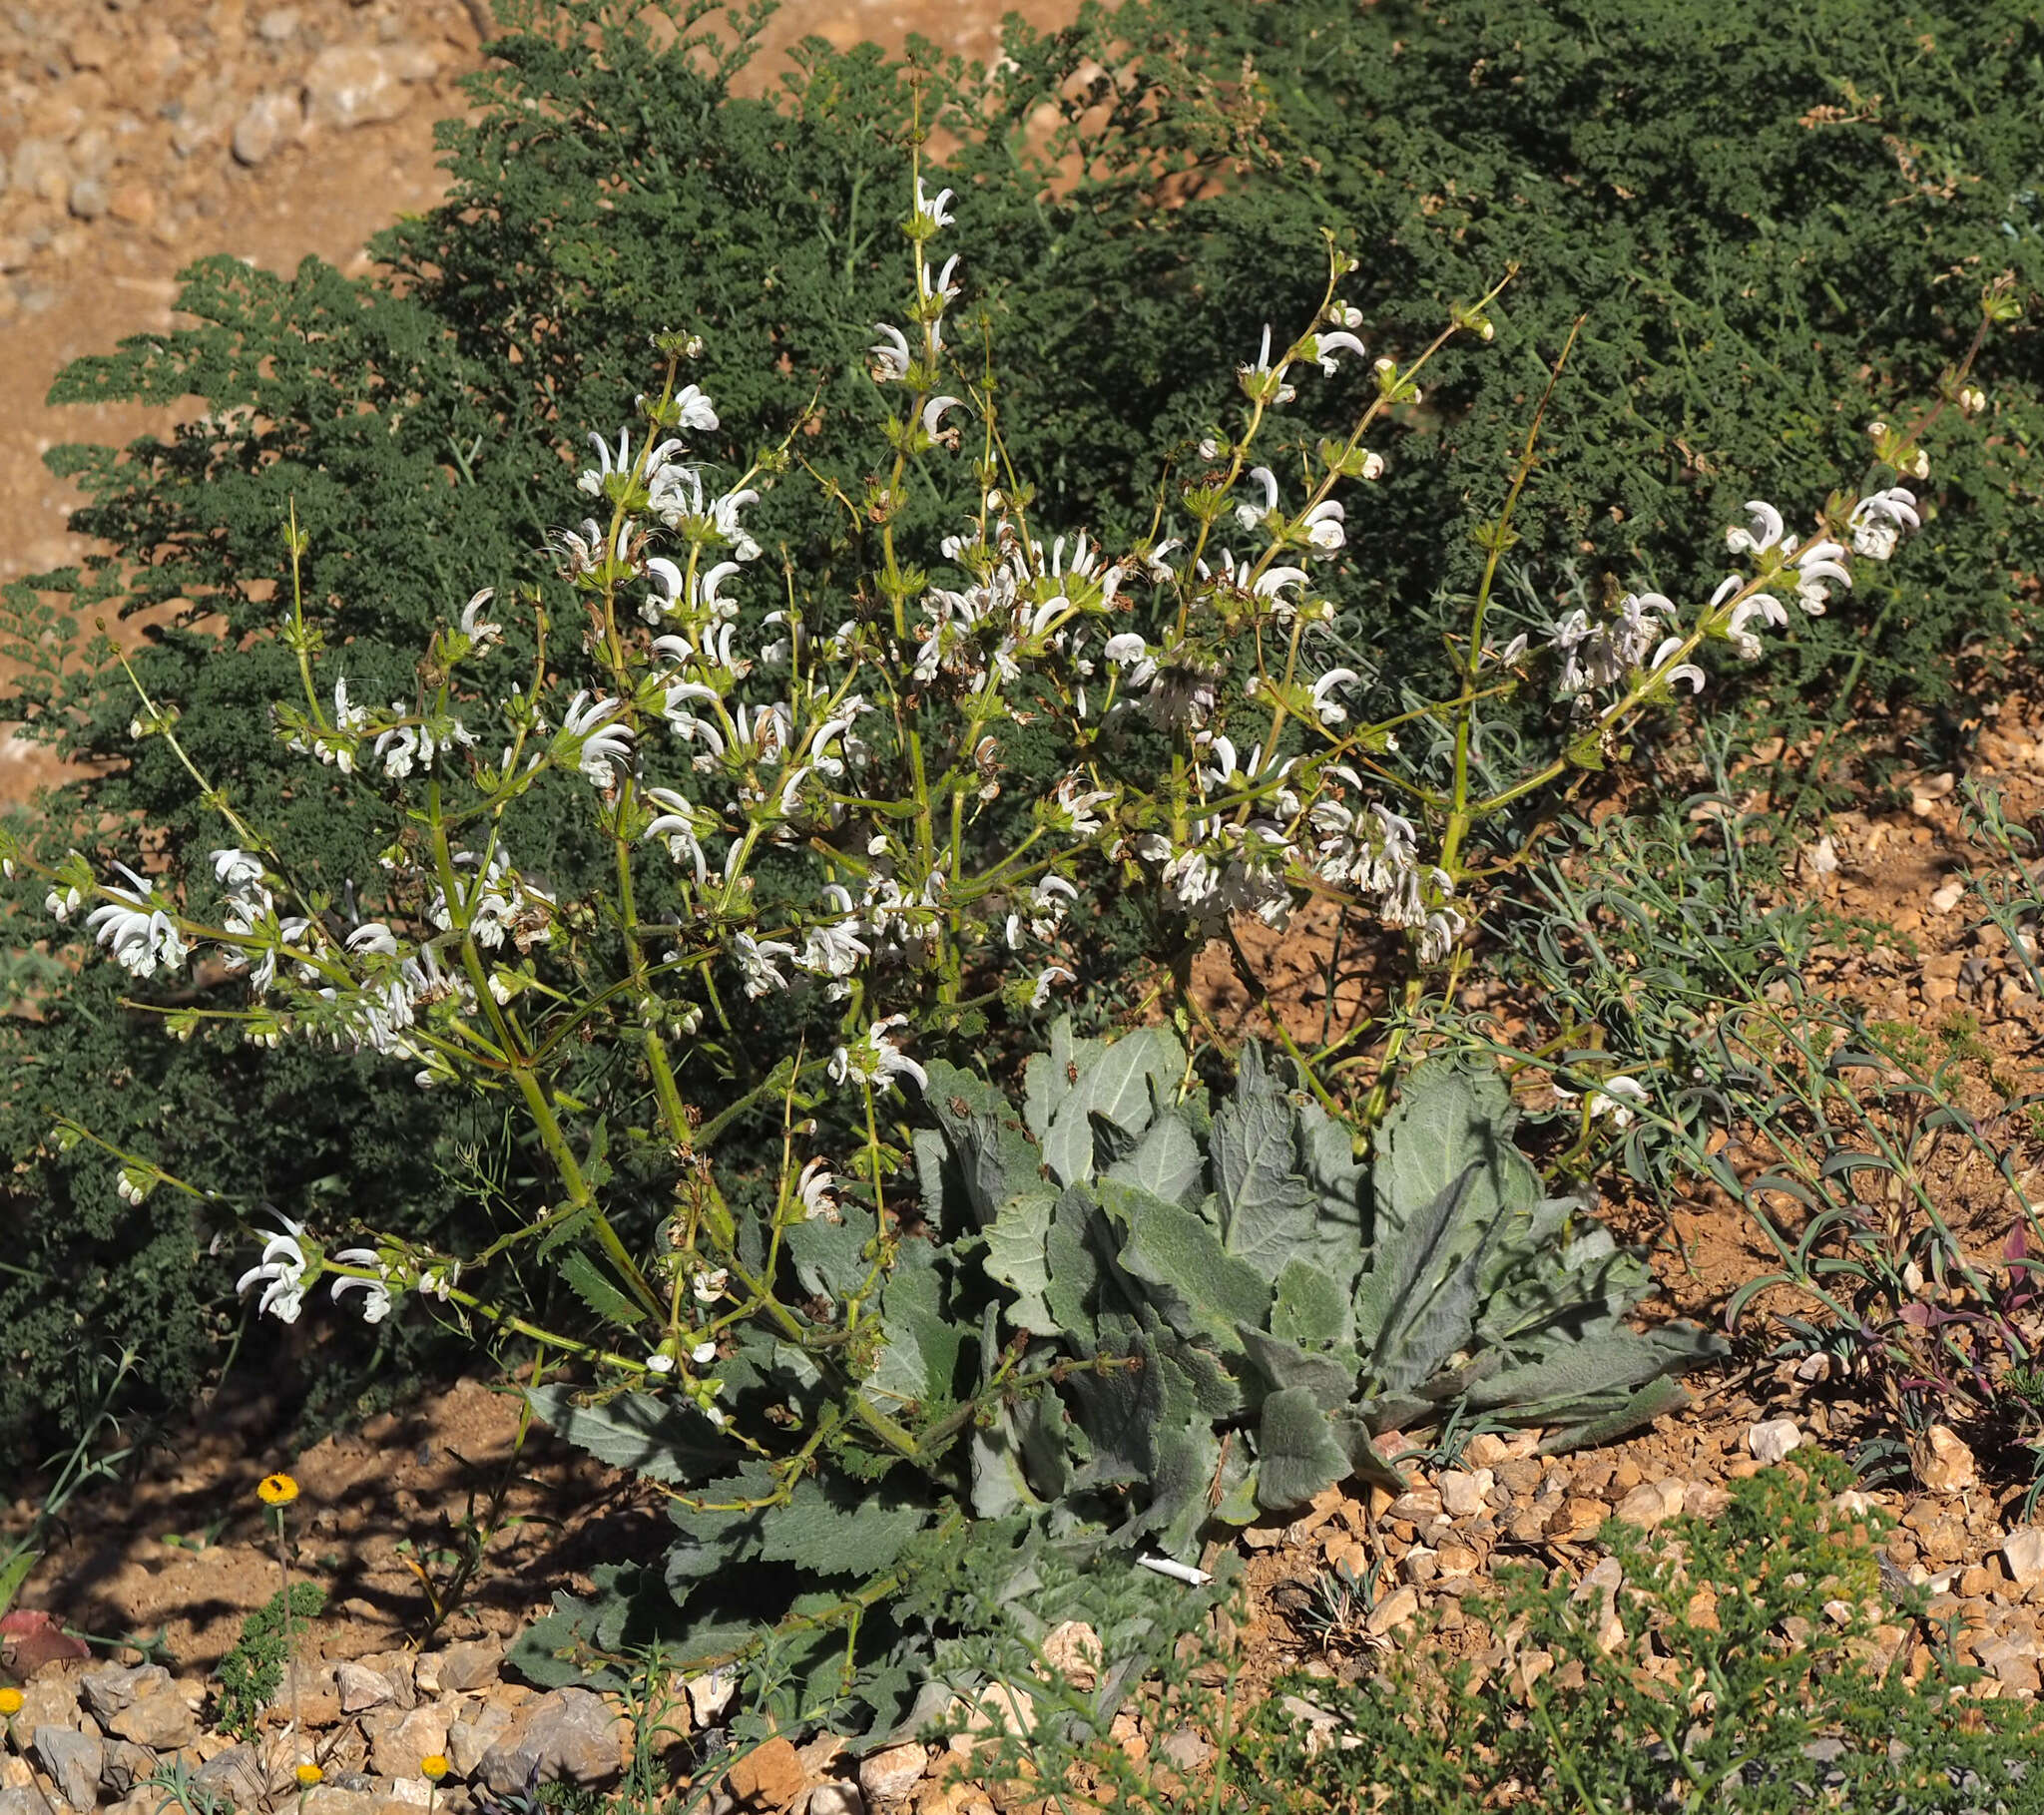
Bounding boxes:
328 1247 394 1324
1029 965 1075 1008
237 1218 310 1324
1792 538 1851 615
1650 636 1707 693
914 180 956 229
345 922 400 957
416 1262 461 1301
921 395 965 442
578 427 632 498
1357 450 1384 481
1311 668 1360 725
85 865 188 980
1311 329 1367 374
558 691 635 787
46 885 83 922
1724 594 1788 659
458 588 502 650
693 1267 730 1303
795 1158 839 1222
1329 301 1363 328
1299 500 1345 552
1960 385 1986 413
731 932 797 998
674 383 719 432
1239 324 1296 403
692 1340 719 1365
868 323 912 382
1235 467 1279 531
797 884 869 997
647 1354 676 1375
1555 1074 1649 1130
827 1014 927 1097
1848 486 1920 560
1725 500 1786 557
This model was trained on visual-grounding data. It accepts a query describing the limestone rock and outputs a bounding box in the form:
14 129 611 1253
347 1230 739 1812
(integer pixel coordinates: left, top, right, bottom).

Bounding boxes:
369 1706 451 1781
725 1737 805 1811
79 1667 162 1723
109 1683 196 1751
806 1783 863 1815
419 1643 501 1697
32 1727 103 1811
474 1688 628 1794
232 91 303 167
303 46 417 131
0 1789 55 1815
1614 1479 1687 1530
856 1744 927 1809
194 1744 266 1810
1038 1622 1101 1690
1748 1419 1801 1466
1365 1585 1420 1636
1920 1424 1977 1495
2004 1527 2044 1587
97 1745 159 1799
445 1705 512 1780
338 1662 398 1715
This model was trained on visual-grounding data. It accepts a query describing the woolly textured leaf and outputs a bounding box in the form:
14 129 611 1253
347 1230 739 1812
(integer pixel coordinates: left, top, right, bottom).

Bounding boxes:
923 1058 1045 1226
1040 1025 1182 1187
1353 1162 1480 1377
1065 1337 1160 1491
1537 1374 1696 1455
1468 1323 1727 1414
1273 1255 1353 1347
1046 1185 1143 1352
558 1249 647 1329
1107 1179 1270 1351
1256 1385 1353 1512
984 1187 1061 1335
870 1255 965 1407
1211 1042 1317 1282
1373 1062 1540 1244
1105 1110 1206 1206
526 1386 730 1486
1144 1417 1221 1558
1239 1326 1361 1413
756 1479 929 1576
786 1208 877 1301
1374 1191 1496 1398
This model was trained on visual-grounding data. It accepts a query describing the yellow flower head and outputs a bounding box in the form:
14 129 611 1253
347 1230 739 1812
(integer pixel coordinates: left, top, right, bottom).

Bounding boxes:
257 1474 299 1507
0 1686 25 1716
420 1757 450 1782
295 1764 324 1787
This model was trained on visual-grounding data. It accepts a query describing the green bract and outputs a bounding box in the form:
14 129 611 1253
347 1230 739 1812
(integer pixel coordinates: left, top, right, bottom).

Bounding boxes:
513 1024 1719 1731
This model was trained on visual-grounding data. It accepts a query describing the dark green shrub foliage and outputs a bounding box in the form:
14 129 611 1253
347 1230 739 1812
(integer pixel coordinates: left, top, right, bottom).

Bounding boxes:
1 0 2037 1461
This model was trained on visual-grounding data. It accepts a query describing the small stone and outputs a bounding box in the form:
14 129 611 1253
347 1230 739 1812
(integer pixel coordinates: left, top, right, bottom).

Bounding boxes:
194 1745 266 1810
1547 1498 1606 1542
369 1706 450 1780
1614 1479 1687 1530
1960 1566 1998 1599
1464 1433 1511 1468
0 1791 53 1815
1975 1636 2042 1698
1158 1728 1212 1772
1038 1621 1101 1690
431 1643 503 1695
338 1662 398 1715
2004 1529 2044 1586
33 1727 102 1811
110 1684 195 1750
234 91 303 166
303 46 416 131
97 1745 158 1799
967 1685 1034 1738
806 1785 863 1815
475 1688 628 1794
1929 880 1968 914
726 1736 806 1810
257 7 302 41
9 139 72 205
1921 1425 1977 1495
1748 1419 1801 1465
80 1666 164 1723
446 1704 512 1779
1683 1484 1733 1522
857 1744 928 1808
686 1669 736 1728
66 174 108 221
1437 1470 1491 1519
1365 1585 1419 1636
1434 1544 1480 1579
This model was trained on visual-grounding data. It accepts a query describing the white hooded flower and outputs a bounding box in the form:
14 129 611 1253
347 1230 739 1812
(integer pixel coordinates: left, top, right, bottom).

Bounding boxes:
237 1219 311 1324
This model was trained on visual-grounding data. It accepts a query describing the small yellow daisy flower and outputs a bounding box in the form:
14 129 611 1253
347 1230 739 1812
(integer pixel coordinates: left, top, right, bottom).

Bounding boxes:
0 1686 25 1716
257 1474 299 1507
420 1757 450 1782
295 1763 323 1787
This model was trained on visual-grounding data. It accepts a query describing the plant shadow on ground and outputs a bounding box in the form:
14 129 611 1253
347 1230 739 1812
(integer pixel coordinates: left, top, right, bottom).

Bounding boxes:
15 1374 671 1674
